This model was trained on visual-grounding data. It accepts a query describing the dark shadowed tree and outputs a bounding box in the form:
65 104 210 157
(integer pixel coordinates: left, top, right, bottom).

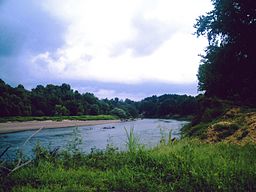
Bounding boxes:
195 0 256 105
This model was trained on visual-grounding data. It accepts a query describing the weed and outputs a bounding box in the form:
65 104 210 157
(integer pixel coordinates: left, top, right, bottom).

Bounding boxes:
124 127 141 153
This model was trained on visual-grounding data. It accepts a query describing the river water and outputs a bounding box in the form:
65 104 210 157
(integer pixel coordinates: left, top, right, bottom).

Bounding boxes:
0 119 188 160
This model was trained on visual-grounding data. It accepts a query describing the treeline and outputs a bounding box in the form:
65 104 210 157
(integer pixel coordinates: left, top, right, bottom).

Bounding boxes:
140 94 198 118
0 79 198 119
0 79 138 119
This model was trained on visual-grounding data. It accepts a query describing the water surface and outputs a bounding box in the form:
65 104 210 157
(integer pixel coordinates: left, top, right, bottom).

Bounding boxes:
0 119 188 160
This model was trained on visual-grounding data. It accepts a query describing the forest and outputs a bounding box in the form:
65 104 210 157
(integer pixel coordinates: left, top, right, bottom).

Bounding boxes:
0 79 199 119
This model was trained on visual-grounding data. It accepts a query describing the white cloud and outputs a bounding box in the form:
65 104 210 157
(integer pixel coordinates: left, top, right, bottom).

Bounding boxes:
93 89 145 101
32 0 212 85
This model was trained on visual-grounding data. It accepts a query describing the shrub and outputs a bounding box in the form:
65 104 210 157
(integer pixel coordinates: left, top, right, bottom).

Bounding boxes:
110 108 128 119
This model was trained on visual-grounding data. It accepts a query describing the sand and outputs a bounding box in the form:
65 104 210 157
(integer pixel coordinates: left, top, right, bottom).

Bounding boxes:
0 120 121 134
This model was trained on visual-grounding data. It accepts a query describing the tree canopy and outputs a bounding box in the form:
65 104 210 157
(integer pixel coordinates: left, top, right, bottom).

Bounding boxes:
0 79 198 118
195 0 256 105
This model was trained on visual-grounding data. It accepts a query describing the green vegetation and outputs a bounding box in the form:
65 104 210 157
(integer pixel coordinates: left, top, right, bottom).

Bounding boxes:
182 122 210 139
195 0 256 105
0 79 199 120
139 94 199 118
181 97 256 144
0 80 139 119
181 0 256 144
110 108 128 120
1 139 255 191
124 127 141 153
0 115 117 123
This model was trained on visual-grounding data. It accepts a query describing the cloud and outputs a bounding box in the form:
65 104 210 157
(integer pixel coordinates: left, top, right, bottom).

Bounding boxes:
0 0 212 99
0 0 65 82
92 89 145 101
66 80 199 101
27 0 211 84
112 17 176 57
0 0 65 55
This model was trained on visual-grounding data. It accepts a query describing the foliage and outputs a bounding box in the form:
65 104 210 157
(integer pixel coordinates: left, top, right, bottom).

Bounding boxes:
190 96 232 126
0 79 139 118
195 0 256 105
0 79 199 119
1 139 256 191
139 94 199 118
54 105 69 116
110 107 127 119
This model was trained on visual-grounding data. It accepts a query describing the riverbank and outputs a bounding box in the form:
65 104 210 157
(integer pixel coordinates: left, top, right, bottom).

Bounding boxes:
0 119 121 134
0 115 118 123
182 102 256 144
1 139 255 191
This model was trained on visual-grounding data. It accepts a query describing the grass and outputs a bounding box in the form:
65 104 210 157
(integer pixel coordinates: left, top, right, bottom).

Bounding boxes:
1 138 255 191
0 115 118 123
124 127 141 153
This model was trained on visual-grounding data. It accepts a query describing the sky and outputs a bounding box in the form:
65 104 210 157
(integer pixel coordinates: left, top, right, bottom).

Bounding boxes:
0 0 212 100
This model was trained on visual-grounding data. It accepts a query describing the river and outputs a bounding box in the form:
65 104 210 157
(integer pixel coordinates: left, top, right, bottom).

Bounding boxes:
0 119 188 160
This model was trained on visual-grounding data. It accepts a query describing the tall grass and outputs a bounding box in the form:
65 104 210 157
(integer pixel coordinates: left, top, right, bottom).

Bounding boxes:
1 138 255 191
124 127 141 153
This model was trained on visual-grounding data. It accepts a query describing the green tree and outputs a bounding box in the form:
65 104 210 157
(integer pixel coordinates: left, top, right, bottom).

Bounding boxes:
15 84 31 116
89 104 100 115
195 0 256 104
110 107 127 119
55 105 70 116
31 85 49 116
140 96 158 117
65 100 83 116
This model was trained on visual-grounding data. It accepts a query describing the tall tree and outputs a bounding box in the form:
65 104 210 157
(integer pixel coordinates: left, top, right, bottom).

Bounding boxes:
195 0 256 104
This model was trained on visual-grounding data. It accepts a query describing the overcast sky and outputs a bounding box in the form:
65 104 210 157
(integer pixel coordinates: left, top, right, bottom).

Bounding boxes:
0 0 212 100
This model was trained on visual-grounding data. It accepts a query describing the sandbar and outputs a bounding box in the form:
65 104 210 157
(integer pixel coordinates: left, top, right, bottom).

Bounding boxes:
0 120 121 134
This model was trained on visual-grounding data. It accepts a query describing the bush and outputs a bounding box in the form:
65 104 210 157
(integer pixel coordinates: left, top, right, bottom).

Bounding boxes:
110 107 128 119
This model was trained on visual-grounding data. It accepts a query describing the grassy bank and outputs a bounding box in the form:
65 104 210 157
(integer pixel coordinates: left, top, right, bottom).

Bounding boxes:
182 106 256 144
1 139 255 191
0 115 118 123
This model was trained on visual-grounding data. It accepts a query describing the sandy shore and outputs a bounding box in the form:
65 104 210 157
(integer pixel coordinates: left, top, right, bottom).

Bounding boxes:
0 120 121 134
